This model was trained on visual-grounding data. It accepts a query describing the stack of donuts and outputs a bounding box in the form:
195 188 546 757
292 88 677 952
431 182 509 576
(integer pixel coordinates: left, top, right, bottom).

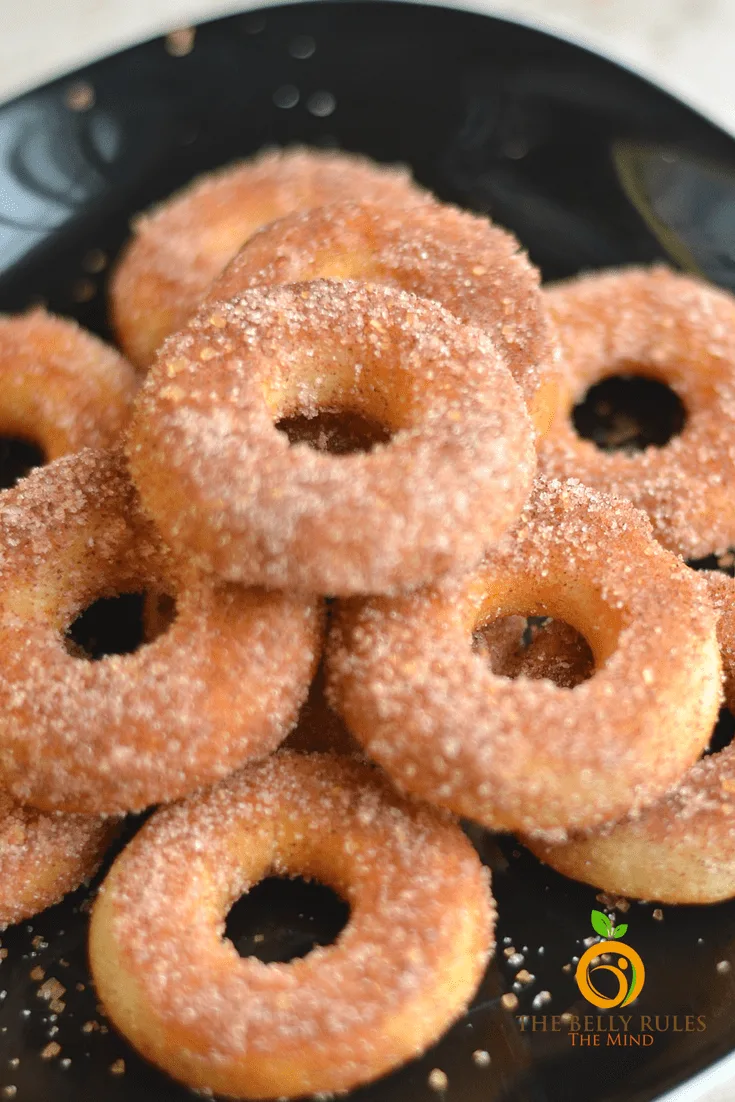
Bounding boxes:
0 144 734 1098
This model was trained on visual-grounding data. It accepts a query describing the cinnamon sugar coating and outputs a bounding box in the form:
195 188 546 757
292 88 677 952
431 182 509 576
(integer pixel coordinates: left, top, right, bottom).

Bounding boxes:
127 281 536 596
0 792 117 928
528 571 735 903
206 199 559 437
0 308 136 460
89 752 493 1098
327 478 722 838
110 147 427 369
539 266 735 558
0 449 322 814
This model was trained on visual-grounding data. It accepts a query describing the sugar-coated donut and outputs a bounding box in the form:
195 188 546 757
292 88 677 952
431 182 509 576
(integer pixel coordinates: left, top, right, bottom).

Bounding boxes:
328 479 722 839
527 571 735 903
0 308 136 462
539 266 735 558
127 281 536 596
89 751 493 1099
0 449 322 814
110 147 427 369
0 792 117 928
205 199 559 437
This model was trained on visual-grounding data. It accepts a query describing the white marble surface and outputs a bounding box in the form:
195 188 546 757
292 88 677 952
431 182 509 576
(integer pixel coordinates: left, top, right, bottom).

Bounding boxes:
0 0 734 132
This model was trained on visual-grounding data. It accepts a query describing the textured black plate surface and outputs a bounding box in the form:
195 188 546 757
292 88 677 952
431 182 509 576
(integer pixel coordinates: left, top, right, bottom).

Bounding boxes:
0 3 735 1100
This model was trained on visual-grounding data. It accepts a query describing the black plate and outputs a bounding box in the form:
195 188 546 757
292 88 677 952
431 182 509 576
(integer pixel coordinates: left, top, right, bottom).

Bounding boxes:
1 3 735 1100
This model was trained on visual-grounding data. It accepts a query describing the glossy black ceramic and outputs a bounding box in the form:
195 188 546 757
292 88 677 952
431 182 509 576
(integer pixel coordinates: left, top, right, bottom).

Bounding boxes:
0 4 734 1100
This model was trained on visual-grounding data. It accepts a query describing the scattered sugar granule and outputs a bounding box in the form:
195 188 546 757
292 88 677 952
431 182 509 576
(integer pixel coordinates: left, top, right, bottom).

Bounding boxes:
717 960 731 974
165 27 196 56
501 993 519 1011
3 1087 16 1098
472 1050 491 1067
532 991 552 1010
37 978 65 1003
29 966 44 982
66 81 95 111
515 969 535 985
507 953 524 968
596 893 630 913
653 909 664 921
110 1058 126 1075
428 1068 448 1092
41 1042 60 1060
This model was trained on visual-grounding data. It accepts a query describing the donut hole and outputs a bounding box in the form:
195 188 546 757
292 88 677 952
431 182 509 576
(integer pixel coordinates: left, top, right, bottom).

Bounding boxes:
275 410 392 455
0 436 46 489
473 614 595 689
65 591 177 660
572 374 686 451
267 344 417 455
225 876 349 963
703 706 735 757
687 549 735 577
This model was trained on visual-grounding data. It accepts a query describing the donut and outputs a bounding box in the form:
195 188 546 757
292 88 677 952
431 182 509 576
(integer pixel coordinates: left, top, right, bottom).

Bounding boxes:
0 308 135 470
127 281 536 596
205 200 559 437
327 478 722 838
89 751 493 1098
0 449 322 814
110 147 427 369
539 266 735 558
527 571 735 903
0 792 117 928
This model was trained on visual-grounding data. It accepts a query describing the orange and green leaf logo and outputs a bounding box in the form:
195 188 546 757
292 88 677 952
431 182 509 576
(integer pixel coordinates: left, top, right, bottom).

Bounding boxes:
575 910 645 1009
